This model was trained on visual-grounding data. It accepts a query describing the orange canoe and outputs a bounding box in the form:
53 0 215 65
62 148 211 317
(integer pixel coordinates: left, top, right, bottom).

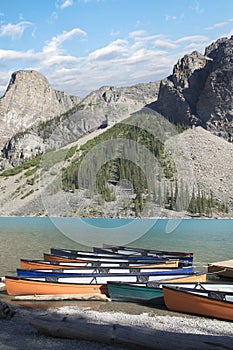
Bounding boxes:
5 276 108 296
163 285 233 321
152 273 206 284
21 258 178 270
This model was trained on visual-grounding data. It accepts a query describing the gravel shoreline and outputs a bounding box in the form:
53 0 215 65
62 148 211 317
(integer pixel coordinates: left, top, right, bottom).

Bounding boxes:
0 302 232 350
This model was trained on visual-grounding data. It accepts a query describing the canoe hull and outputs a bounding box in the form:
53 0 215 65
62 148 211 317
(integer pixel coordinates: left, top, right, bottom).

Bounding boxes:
107 282 164 304
50 248 194 266
5 276 108 296
98 245 194 257
107 277 207 303
17 266 194 282
17 266 182 277
44 253 193 266
163 286 233 321
20 259 178 270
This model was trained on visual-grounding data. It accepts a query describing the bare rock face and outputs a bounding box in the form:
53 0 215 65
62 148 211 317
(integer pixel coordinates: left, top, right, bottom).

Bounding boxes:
0 70 81 147
155 51 211 125
197 37 233 139
2 132 45 166
154 36 233 141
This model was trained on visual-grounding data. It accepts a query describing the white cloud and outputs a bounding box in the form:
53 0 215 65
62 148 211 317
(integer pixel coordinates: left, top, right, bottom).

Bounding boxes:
0 21 32 39
43 28 87 53
153 39 177 49
205 21 229 31
129 30 147 38
88 39 128 61
57 0 74 9
0 49 36 60
0 28 213 98
176 35 208 43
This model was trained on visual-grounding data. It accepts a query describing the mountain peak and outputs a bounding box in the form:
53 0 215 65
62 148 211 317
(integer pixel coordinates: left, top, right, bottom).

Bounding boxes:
0 70 81 147
154 36 233 141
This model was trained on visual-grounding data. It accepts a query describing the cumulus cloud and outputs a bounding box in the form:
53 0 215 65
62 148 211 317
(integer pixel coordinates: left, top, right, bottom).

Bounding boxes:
0 49 35 60
88 39 128 61
0 21 33 39
0 26 213 97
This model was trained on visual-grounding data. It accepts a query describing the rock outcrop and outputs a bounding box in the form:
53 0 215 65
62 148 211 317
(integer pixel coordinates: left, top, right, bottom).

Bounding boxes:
154 36 233 141
0 70 81 148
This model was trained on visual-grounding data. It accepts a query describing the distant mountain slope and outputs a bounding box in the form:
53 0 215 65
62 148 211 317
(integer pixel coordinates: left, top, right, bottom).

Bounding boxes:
165 126 233 210
1 82 160 166
0 114 232 217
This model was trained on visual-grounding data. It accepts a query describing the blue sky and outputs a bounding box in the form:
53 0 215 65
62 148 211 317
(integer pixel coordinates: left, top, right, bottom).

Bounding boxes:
0 0 232 98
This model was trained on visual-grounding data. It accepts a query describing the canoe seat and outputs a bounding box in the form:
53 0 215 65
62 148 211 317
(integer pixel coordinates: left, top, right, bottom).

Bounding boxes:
208 291 226 301
137 275 149 282
45 277 59 282
147 281 160 288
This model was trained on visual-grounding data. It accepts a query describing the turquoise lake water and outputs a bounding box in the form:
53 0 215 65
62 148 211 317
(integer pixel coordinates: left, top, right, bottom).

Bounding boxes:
0 217 232 276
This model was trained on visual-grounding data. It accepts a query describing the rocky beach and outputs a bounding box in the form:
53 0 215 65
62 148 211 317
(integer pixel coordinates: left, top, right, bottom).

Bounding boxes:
0 300 233 350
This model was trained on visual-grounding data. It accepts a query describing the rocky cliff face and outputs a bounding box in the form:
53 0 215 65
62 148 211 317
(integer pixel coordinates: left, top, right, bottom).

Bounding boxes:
2 81 160 166
40 82 160 148
154 36 233 141
0 70 81 148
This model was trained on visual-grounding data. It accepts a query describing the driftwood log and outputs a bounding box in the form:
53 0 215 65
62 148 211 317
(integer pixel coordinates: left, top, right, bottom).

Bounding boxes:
29 316 233 350
12 294 111 301
0 278 6 292
0 301 15 319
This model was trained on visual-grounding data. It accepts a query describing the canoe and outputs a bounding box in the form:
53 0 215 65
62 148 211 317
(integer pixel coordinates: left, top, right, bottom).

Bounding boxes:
44 253 194 266
96 244 194 257
208 260 233 279
50 248 173 260
107 273 207 303
5 272 203 297
5 276 108 296
17 265 181 276
50 248 193 266
20 258 179 270
16 266 194 280
163 285 233 321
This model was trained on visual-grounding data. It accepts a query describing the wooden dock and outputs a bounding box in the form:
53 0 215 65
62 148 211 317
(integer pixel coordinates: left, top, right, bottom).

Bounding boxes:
208 259 233 279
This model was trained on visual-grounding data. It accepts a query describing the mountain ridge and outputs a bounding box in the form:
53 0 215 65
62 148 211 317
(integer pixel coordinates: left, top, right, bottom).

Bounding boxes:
0 36 233 218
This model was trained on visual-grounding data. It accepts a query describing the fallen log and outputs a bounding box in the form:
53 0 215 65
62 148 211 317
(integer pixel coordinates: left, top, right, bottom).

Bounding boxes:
0 301 15 319
29 316 233 350
0 282 6 292
12 293 111 301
